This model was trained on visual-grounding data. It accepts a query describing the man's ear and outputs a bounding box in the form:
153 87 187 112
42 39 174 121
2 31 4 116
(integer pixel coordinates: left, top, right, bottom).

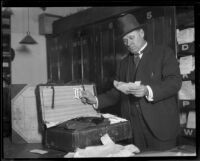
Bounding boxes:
139 29 145 38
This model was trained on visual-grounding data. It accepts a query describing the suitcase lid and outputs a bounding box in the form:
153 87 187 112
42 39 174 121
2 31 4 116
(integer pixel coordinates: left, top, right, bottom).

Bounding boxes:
37 84 101 128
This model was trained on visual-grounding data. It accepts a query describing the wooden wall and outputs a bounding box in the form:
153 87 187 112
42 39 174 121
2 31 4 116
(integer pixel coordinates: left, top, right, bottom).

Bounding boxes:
45 6 176 115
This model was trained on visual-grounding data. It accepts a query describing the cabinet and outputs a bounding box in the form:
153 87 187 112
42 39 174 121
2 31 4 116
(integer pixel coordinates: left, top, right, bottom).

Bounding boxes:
2 11 13 137
176 6 195 143
2 12 13 85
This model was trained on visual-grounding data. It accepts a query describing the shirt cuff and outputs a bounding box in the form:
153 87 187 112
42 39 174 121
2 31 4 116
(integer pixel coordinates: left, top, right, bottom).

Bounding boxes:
146 85 153 101
92 96 99 110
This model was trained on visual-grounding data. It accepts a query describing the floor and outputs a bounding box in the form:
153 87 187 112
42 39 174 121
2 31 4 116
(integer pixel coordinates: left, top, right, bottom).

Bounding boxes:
2 136 197 159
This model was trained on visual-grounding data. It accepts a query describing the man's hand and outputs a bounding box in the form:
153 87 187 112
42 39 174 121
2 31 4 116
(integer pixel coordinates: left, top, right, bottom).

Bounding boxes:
127 85 148 97
81 90 97 105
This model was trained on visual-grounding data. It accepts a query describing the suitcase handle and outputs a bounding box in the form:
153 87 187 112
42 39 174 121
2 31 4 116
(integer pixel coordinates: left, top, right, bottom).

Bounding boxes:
51 86 55 109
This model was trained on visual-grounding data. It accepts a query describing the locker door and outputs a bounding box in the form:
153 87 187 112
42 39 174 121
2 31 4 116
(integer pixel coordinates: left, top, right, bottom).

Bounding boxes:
93 25 102 93
58 33 73 83
94 20 121 116
46 36 59 83
80 26 95 83
71 32 82 81
100 21 116 93
93 20 116 94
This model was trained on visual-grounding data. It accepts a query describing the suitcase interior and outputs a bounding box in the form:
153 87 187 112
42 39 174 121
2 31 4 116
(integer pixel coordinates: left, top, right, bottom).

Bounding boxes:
36 84 132 152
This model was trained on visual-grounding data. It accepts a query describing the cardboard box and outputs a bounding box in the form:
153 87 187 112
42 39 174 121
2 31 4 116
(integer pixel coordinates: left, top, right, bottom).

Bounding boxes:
39 13 62 35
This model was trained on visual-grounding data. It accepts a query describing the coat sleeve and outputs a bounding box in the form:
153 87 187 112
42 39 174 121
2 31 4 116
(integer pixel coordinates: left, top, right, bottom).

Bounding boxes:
150 46 182 103
98 88 120 109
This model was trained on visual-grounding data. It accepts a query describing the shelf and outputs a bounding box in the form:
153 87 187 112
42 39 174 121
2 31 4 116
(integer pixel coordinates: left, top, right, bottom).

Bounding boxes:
181 128 195 138
2 17 10 25
3 51 11 56
2 14 11 85
176 6 195 142
2 28 11 35
3 62 10 68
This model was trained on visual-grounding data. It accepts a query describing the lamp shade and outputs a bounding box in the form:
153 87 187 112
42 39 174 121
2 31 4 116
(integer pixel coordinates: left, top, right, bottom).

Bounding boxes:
19 32 37 44
19 8 37 45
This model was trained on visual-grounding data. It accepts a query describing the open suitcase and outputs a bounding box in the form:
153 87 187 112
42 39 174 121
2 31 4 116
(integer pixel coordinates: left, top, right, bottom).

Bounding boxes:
35 83 132 152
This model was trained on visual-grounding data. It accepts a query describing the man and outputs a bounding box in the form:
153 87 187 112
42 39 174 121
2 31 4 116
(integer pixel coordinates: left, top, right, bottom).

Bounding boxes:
81 14 182 152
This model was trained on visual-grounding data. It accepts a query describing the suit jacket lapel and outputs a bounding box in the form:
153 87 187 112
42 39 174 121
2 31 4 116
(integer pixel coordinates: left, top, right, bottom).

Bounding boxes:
136 43 153 81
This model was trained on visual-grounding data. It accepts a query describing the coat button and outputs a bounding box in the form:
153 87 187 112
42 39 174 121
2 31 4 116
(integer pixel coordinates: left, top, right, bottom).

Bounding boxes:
135 102 140 108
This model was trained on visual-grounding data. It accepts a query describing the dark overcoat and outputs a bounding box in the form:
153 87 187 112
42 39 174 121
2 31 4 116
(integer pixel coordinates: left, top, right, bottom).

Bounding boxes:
98 43 182 141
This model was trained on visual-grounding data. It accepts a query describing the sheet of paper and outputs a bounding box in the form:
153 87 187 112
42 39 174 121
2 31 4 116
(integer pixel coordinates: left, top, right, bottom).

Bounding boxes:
30 149 48 154
179 55 194 75
101 134 115 145
178 81 195 100
186 111 196 129
180 113 187 125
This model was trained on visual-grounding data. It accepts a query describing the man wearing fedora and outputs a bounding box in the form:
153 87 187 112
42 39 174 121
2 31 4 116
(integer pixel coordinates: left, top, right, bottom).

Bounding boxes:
81 14 182 152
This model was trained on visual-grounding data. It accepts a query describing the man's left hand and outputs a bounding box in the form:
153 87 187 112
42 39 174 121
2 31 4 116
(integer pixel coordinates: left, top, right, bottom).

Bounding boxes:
127 85 148 97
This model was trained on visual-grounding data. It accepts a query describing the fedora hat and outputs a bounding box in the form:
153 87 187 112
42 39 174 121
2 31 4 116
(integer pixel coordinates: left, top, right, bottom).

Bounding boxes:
115 14 143 38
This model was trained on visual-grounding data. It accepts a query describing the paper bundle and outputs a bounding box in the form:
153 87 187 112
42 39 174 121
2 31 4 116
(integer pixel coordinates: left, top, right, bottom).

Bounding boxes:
113 80 141 94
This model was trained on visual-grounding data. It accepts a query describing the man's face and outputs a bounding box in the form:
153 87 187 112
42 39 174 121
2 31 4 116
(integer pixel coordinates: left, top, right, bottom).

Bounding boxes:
122 29 145 54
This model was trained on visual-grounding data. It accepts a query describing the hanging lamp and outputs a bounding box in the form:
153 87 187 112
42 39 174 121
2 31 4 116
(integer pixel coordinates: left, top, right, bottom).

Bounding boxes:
19 8 37 44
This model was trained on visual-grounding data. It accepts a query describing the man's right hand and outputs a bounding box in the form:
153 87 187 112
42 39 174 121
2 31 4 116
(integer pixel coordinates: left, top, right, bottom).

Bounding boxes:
81 90 97 105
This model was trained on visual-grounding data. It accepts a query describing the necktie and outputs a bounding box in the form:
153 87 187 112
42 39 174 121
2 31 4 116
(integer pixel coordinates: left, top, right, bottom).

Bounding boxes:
134 54 140 68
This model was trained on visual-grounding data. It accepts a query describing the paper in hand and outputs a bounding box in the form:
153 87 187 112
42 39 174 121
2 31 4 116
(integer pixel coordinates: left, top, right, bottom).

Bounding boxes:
113 80 141 94
113 80 129 94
